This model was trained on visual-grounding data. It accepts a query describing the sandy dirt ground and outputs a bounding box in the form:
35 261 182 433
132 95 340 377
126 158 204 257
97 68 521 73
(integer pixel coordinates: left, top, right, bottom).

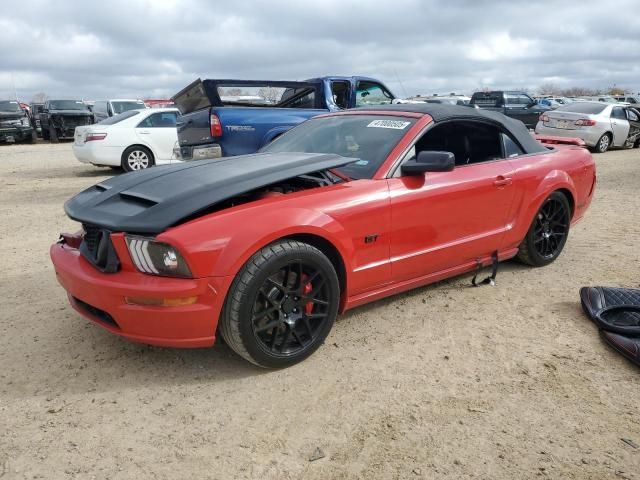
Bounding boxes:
0 142 639 479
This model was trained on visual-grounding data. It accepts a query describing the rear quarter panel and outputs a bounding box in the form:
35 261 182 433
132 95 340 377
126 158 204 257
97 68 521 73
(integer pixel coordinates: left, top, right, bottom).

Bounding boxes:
215 107 328 155
176 107 328 156
502 146 595 250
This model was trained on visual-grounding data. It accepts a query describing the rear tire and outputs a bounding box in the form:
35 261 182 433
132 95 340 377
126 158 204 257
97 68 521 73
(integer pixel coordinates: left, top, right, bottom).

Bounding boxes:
218 240 340 368
121 146 154 172
517 191 571 267
593 132 611 153
49 127 59 143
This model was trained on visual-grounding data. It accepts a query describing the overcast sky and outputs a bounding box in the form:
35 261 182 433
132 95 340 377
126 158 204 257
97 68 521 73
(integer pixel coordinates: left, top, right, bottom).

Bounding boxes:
2 0 639 101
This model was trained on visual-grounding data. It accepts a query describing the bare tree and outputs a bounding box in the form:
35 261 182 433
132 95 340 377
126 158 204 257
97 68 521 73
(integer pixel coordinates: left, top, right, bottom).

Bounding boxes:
608 86 625 96
538 83 560 96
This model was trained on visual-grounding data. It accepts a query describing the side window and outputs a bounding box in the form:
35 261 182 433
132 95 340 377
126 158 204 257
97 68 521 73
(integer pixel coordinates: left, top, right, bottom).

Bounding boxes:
137 112 177 128
505 93 533 105
611 107 626 120
502 133 524 157
355 81 393 107
411 121 504 166
331 81 350 109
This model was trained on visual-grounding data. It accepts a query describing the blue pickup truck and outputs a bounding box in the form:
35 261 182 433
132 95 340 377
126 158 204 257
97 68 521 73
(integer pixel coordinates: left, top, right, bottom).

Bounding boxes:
172 76 396 160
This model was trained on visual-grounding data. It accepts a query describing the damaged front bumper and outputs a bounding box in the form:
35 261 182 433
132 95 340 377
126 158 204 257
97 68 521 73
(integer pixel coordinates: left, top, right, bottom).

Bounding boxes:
0 125 34 143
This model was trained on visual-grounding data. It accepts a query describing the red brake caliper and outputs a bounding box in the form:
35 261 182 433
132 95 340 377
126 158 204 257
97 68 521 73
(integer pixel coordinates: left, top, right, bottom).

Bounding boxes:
303 276 314 315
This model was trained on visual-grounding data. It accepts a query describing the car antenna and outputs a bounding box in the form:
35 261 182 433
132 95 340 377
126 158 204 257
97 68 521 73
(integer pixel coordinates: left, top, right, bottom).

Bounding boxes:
393 70 408 98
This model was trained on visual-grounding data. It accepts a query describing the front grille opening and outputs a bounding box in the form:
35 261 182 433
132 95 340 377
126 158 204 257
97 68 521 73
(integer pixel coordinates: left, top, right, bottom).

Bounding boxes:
80 224 120 273
73 297 120 329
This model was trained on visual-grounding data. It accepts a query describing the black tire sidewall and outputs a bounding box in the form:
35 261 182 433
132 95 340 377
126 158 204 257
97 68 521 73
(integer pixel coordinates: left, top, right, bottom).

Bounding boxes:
121 146 154 172
230 244 340 368
523 192 571 266
49 127 58 143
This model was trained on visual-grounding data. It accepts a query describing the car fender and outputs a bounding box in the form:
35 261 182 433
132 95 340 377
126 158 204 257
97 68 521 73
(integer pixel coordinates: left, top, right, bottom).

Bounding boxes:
161 205 355 282
513 169 577 242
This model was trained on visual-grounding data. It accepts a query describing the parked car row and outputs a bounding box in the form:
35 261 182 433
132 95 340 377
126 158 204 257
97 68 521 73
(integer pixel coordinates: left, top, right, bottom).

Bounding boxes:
1 97 175 144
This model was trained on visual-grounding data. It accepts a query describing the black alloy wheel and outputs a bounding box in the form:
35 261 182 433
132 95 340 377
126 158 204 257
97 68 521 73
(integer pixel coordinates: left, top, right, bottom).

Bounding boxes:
252 261 331 356
517 191 571 267
219 240 340 368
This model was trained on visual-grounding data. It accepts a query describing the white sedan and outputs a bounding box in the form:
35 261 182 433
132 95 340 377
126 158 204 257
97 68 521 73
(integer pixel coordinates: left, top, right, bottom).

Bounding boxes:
73 108 181 171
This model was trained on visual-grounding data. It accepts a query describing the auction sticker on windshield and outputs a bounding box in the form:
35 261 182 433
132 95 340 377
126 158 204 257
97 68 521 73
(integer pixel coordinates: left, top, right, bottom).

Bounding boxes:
367 120 411 129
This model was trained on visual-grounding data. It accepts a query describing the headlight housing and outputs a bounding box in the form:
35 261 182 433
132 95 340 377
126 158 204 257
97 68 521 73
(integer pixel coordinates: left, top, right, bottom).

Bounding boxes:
125 236 192 278
21 116 30 127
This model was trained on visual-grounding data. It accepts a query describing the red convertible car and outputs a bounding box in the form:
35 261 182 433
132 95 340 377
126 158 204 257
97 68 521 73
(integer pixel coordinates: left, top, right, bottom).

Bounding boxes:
51 104 596 367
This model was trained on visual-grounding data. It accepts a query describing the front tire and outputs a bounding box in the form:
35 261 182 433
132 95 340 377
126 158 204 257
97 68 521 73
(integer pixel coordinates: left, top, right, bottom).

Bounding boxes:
517 191 571 267
121 146 154 172
49 127 59 143
219 240 340 368
593 133 611 153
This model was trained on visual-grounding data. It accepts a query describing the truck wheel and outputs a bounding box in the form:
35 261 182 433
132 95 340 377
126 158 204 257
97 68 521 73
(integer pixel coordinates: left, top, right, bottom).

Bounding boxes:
218 240 340 368
517 191 571 267
27 131 37 144
593 133 611 153
42 128 49 140
121 146 154 172
49 127 59 143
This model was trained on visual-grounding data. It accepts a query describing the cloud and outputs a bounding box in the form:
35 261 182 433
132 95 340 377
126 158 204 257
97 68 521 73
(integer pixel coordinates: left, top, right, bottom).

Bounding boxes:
1 0 639 101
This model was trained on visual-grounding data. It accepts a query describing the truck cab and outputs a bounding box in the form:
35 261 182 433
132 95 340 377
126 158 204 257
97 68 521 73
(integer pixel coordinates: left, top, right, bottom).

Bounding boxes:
0 100 37 144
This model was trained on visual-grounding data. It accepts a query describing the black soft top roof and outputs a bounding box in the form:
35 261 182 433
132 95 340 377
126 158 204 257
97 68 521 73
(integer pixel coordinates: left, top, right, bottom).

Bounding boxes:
356 103 547 154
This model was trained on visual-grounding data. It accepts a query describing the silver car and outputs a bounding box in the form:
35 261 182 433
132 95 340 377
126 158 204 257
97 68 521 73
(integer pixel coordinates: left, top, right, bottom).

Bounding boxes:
535 102 639 153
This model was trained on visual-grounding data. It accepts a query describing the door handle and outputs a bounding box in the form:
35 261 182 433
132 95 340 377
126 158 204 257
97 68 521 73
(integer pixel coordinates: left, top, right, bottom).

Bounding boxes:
493 176 513 187
138 130 150 134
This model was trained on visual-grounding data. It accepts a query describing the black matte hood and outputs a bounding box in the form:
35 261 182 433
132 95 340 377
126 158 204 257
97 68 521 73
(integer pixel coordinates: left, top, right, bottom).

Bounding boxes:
0 112 25 121
65 152 353 234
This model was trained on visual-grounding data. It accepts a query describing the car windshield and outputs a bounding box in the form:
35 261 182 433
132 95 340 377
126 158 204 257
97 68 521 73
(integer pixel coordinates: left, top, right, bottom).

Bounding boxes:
262 115 416 179
111 101 146 114
49 100 89 111
556 103 607 114
97 110 140 125
0 100 21 112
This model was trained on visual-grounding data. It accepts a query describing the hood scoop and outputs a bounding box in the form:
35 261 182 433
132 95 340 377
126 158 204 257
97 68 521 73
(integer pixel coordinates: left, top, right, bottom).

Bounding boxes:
64 152 353 234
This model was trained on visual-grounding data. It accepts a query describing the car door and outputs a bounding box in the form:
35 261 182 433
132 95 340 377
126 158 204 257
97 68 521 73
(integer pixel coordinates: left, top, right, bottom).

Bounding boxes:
610 106 630 146
504 93 539 127
354 80 394 107
387 120 516 283
135 111 178 162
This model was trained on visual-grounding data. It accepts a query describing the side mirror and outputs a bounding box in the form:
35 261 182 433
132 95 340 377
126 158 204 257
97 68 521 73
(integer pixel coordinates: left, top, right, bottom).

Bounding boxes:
401 151 455 175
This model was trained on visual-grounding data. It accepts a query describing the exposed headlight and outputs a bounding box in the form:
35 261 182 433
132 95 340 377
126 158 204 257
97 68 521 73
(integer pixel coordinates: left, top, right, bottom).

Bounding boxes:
125 236 192 278
21 117 30 127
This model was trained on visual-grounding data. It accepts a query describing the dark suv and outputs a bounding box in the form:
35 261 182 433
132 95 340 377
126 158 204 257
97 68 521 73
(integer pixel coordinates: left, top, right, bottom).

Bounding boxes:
0 100 37 144
469 91 551 129
39 99 94 142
